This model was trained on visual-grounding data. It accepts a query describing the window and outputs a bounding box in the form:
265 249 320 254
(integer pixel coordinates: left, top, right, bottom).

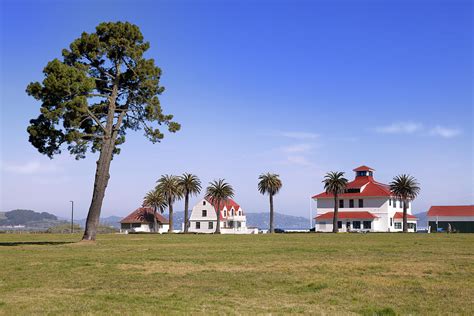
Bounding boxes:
203 201 206 205
353 221 361 229
132 223 141 228
390 218 393 226
196 222 201 229
337 221 342 229
400 200 403 208
345 188 360 193
224 210 227 217
208 222 213 229
202 210 207 217
363 221 371 229
393 200 397 208
394 222 402 229
358 199 363 208
389 199 391 206
238 211 242 216
349 199 354 208
339 199 344 208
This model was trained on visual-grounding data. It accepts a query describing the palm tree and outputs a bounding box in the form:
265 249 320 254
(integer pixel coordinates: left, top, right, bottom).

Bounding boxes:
178 173 202 233
390 174 420 233
258 173 283 233
205 179 234 234
143 189 167 232
323 171 348 233
156 175 183 233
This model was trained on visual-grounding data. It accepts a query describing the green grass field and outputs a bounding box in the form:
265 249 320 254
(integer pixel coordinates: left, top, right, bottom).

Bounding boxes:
0 233 473 315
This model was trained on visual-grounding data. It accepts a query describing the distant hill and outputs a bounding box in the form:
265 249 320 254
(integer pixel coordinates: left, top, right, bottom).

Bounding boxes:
76 216 123 229
0 209 66 230
414 211 428 228
165 211 309 230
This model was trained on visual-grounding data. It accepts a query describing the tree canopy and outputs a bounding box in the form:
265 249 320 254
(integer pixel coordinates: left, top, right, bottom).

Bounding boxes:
26 22 180 159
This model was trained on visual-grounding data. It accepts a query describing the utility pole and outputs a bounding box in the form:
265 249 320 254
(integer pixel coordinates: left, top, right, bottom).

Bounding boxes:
70 200 74 234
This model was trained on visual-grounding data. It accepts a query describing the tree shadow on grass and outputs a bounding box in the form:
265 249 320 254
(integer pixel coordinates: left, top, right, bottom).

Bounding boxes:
0 241 75 247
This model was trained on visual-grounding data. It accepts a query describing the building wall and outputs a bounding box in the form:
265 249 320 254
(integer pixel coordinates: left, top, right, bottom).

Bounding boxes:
188 198 250 234
315 197 415 232
315 218 380 232
120 222 169 233
428 218 474 233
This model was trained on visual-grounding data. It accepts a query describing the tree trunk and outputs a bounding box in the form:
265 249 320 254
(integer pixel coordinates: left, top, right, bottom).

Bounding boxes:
215 200 221 234
332 194 339 233
168 198 173 233
82 138 114 241
184 192 189 233
403 199 408 233
82 71 122 242
269 194 274 233
153 206 158 233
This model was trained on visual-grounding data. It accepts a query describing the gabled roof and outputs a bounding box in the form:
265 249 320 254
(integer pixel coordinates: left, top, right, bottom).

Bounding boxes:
315 211 378 220
393 212 417 220
353 165 375 172
427 205 474 217
120 207 169 224
313 176 391 199
204 197 242 220
205 197 240 212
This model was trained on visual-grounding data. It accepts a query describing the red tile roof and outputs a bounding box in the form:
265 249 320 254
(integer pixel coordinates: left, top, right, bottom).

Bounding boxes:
393 212 417 220
120 207 169 224
315 211 378 220
313 176 391 199
427 205 474 217
353 165 375 172
205 198 242 220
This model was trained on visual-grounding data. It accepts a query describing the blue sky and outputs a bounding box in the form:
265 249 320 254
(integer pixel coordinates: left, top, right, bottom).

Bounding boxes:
1 0 472 220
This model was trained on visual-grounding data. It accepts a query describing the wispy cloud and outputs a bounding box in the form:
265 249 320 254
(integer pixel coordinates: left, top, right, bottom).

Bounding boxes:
286 155 314 167
281 143 313 153
280 131 319 139
1 160 59 175
374 122 423 134
430 126 462 139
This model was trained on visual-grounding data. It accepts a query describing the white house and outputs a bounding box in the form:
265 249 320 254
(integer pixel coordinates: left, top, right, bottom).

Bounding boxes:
188 198 257 234
312 165 417 232
120 207 170 233
427 205 474 233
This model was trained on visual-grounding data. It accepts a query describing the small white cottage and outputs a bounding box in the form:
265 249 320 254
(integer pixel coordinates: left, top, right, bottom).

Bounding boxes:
188 198 257 234
120 207 169 233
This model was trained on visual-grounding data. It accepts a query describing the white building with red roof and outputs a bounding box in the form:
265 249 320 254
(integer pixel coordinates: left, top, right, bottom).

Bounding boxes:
427 205 474 233
312 165 417 232
188 198 257 234
120 207 170 233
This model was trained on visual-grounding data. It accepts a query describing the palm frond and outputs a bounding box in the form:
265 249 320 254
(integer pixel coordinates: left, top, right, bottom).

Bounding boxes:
258 173 283 196
178 173 202 196
389 174 420 200
322 171 348 195
205 179 234 203
156 174 183 203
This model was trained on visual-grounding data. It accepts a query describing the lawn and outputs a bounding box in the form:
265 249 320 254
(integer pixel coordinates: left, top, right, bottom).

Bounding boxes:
0 233 472 315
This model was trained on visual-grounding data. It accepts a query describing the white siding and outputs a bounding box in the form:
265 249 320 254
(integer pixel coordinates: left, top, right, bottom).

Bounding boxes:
315 197 415 232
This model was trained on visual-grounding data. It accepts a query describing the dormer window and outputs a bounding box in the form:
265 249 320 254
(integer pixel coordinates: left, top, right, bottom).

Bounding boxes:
345 188 360 193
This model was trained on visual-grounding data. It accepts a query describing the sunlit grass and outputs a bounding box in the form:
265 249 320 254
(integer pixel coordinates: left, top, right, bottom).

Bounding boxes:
0 233 472 314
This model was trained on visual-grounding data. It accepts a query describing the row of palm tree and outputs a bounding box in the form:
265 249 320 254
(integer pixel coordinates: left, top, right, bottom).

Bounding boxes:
144 170 419 234
142 173 283 234
323 172 420 233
